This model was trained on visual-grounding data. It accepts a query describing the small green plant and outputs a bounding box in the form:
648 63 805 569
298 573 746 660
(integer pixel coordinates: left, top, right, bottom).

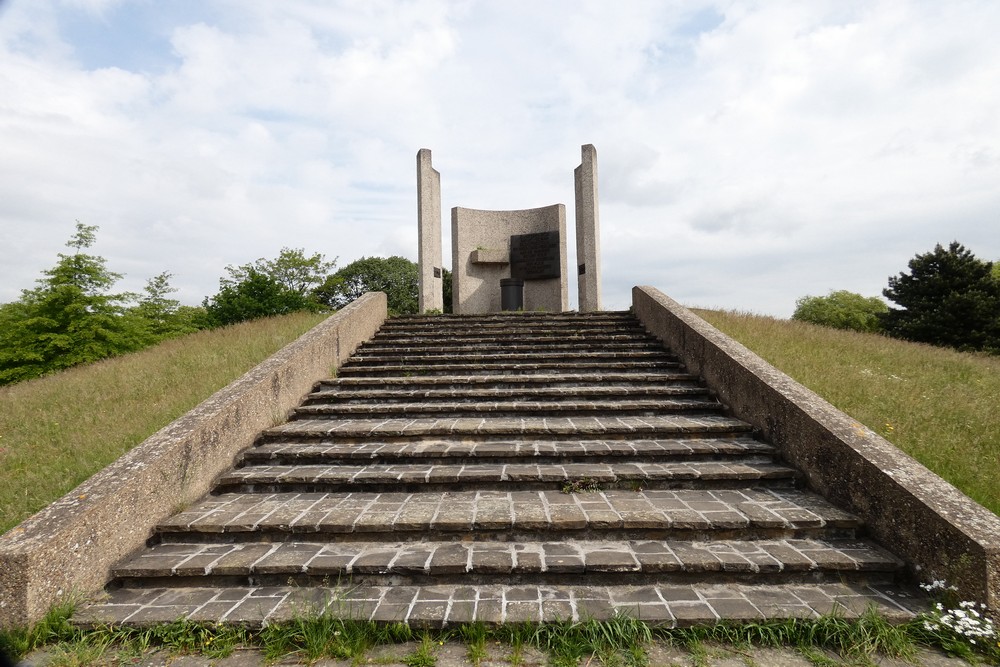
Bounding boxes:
403 632 438 667
460 622 488 666
562 477 602 494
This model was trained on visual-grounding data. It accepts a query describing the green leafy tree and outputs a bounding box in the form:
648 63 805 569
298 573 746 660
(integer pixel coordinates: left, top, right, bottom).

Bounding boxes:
882 242 1000 352
314 256 418 314
203 248 334 326
124 271 208 343
0 223 140 385
222 248 335 296
792 290 888 333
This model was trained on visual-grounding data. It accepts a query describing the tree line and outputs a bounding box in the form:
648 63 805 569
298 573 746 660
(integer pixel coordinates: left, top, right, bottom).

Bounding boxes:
793 241 1000 354
0 223 445 386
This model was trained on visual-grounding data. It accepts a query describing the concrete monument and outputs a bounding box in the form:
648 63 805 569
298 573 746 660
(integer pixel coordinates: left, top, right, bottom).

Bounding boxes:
416 145 600 314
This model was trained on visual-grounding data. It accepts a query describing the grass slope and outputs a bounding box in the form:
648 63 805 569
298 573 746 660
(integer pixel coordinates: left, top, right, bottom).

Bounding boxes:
695 309 1000 516
0 311 327 534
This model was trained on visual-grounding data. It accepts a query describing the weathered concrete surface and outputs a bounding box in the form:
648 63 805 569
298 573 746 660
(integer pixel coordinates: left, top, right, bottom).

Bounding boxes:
633 285 1000 614
451 205 568 314
417 149 443 313
574 144 602 312
0 293 387 629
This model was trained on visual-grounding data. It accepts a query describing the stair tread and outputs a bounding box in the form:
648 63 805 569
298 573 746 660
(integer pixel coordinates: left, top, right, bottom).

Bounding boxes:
76 581 921 627
157 488 859 535
294 398 723 416
245 437 774 461
218 461 795 486
307 386 709 401
263 415 753 439
113 537 902 578
318 372 702 387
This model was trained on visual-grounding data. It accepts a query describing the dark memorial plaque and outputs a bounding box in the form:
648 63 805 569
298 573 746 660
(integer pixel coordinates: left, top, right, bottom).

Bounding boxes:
509 231 561 280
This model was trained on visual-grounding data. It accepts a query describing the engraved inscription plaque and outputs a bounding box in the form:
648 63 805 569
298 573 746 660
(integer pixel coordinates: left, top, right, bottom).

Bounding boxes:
509 232 561 280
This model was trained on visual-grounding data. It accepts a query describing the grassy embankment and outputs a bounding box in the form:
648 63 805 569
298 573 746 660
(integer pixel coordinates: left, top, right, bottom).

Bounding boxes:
694 309 1000 516
0 311 328 534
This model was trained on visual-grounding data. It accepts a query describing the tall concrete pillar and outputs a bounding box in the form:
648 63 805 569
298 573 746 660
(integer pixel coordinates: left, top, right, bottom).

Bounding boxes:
574 144 602 311
417 149 443 313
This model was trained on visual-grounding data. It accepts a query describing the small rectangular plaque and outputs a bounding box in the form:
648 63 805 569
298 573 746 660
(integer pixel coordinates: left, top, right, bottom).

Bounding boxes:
433 267 442 278
578 263 586 275
510 231 560 280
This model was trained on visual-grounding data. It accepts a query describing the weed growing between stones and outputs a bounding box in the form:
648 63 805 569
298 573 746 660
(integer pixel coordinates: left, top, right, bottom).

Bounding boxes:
7 603 1000 666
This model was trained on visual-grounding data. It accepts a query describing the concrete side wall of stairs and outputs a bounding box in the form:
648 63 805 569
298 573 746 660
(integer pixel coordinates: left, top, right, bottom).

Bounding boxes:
0 293 389 629
633 285 1000 613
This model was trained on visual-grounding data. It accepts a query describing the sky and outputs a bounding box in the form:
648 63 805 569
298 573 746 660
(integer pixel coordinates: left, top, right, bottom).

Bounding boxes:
1 0 998 317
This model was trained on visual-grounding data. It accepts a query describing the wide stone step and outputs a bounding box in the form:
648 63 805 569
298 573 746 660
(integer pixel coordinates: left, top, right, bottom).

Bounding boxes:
361 337 662 350
292 398 723 419
261 415 754 441
76 580 920 627
304 385 710 404
343 350 677 365
337 360 682 376
242 437 776 465
112 538 902 585
315 372 704 390
155 489 859 541
215 460 797 493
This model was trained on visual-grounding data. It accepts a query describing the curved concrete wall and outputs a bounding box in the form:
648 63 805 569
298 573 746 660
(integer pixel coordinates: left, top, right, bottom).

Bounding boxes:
451 205 568 314
0 293 388 628
633 285 1000 613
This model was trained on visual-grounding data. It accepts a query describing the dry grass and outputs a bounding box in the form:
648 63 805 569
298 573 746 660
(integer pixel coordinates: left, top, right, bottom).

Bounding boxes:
0 311 328 534
694 309 1000 516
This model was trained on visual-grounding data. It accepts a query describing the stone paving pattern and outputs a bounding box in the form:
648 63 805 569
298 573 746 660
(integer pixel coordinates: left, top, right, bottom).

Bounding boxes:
78 582 922 627
116 538 900 579
155 488 857 536
78 312 924 628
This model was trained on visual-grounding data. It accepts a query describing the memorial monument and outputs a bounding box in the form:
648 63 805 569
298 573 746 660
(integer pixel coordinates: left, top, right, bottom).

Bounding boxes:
417 145 602 314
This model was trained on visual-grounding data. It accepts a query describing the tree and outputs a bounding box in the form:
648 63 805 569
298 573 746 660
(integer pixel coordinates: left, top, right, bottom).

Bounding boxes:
202 248 334 326
882 242 1000 352
221 248 335 296
792 290 888 333
314 256 419 314
124 271 207 343
0 223 140 385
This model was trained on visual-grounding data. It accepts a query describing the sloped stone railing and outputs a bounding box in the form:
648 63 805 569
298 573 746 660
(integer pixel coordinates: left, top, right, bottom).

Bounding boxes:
633 285 1000 613
0 292 387 628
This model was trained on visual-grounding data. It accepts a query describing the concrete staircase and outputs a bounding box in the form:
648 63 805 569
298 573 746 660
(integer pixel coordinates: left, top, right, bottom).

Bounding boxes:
79 312 922 627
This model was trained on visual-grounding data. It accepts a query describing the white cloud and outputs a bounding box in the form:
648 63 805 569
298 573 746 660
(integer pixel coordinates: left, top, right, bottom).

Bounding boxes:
0 0 998 316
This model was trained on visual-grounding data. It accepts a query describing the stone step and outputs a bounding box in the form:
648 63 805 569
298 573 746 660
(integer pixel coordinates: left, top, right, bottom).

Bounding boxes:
385 312 635 323
316 372 704 390
215 460 798 493
337 360 682 376
360 337 662 351
343 350 677 365
373 326 652 340
292 397 724 420
379 315 639 329
155 489 860 542
112 538 902 586
261 415 754 441
241 437 776 466
76 580 921 627
304 385 711 405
